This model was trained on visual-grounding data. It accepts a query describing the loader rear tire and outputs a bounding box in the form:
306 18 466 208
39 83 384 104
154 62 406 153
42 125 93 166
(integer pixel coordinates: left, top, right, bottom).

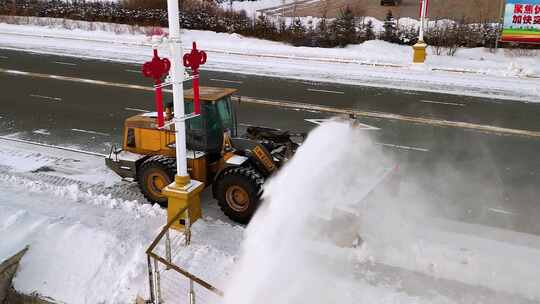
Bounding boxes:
215 166 264 224
137 155 177 207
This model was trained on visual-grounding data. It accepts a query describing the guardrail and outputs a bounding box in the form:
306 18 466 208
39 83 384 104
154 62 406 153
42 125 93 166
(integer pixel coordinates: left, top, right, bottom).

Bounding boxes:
145 204 223 304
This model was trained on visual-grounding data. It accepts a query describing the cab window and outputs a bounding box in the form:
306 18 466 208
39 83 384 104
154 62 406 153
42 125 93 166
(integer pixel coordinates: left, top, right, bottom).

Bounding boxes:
216 97 235 136
184 100 203 130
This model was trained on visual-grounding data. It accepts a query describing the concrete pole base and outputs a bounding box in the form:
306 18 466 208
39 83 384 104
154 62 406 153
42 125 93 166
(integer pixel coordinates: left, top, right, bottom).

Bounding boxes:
413 41 428 64
163 177 204 231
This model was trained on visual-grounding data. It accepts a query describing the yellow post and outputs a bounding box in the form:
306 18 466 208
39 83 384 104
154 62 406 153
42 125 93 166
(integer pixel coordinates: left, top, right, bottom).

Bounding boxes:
162 175 204 231
412 41 427 63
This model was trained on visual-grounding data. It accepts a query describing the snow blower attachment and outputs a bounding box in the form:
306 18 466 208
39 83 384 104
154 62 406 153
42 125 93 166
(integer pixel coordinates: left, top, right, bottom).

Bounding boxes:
106 87 301 224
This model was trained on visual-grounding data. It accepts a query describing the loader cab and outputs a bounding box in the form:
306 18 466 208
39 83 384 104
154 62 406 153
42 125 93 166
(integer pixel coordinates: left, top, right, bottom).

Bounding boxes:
121 87 237 158
183 87 238 157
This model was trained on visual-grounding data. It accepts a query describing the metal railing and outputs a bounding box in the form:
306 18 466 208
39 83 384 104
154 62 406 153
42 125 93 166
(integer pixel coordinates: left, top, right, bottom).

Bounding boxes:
145 205 224 304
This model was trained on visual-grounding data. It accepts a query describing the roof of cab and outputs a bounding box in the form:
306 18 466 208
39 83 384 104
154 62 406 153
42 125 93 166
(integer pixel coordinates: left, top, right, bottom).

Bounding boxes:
184 86 237 101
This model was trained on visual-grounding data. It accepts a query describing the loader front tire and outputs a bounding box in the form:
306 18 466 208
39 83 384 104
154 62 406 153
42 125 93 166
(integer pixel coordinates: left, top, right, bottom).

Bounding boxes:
137 155 177 207
215 166 264 224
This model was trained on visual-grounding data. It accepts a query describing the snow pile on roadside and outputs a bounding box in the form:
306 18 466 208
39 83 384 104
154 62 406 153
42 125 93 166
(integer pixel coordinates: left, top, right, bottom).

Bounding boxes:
0 17 529 67
0 172 242 303
223 120 540 304
0 140 120 186
1 17 539 101
0 175 164 303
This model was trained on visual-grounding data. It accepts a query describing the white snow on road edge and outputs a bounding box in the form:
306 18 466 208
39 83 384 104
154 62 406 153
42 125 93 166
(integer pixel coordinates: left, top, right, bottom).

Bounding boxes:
0 173 243 304
0 17 539 101
0 139 243 304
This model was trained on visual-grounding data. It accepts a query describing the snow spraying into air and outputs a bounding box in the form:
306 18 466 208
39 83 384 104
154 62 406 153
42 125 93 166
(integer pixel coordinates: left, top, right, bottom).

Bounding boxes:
223 120 540 304
222 120 414 304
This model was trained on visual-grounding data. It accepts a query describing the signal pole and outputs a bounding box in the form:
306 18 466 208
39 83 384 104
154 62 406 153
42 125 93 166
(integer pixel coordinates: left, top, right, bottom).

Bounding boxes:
163 0 204 231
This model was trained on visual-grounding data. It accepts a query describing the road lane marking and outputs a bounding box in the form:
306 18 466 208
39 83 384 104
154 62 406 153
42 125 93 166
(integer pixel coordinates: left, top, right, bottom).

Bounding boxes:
0 55 7 59
420 100 466 107
0 136 106 157
0 68 159 92
376 143 430 152
54 61 77 66
305 118 380 130
125 107 150 113
210 78 243 84
29 94 62 102
32 129 51 135
3 68 540 138
235 96 540 138
488 208 514 215
71 128 110 136
307 88 345 95
125 69 141 73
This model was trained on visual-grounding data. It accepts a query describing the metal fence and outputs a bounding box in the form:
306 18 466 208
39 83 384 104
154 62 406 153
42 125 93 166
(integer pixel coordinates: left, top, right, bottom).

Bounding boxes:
145 205 223 304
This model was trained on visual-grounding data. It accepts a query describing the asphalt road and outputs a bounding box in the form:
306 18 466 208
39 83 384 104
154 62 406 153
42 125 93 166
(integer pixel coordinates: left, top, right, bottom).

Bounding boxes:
1 49 539 235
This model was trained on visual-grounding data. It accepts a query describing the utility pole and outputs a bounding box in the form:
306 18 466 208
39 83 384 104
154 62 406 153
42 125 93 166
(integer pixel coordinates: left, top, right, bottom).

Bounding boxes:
163 0 204 231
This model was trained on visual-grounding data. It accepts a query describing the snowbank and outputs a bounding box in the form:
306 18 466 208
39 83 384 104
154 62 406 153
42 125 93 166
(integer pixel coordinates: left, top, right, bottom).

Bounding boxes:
0 176 164 303
0 139 243 304
0 174 243 304
0 17 539 101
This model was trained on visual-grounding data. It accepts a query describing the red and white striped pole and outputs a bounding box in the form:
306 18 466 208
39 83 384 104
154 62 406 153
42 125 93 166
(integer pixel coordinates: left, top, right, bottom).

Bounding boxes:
419 0 429 42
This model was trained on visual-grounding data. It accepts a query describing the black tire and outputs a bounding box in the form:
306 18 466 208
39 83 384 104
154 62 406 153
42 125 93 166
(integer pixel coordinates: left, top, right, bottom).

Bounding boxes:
137 155 177 207
215 166 264 224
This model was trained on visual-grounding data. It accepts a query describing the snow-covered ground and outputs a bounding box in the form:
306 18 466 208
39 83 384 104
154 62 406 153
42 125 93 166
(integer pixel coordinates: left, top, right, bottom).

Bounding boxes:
2 123 540 304
0 17 539 101
0 137 242 303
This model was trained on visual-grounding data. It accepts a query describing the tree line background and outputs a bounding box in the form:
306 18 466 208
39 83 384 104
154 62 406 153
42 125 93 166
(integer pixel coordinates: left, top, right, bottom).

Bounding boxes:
0 0 532 52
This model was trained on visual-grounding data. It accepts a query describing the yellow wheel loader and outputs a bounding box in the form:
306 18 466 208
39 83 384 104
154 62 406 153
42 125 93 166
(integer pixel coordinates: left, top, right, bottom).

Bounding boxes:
106 87 300 223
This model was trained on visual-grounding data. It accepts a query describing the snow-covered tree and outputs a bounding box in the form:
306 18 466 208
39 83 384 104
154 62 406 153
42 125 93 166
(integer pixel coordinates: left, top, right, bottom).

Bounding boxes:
358 19 376 42
316 16 333 47
381 10 398 43
288 18 307 46
254 14 278 40
331 6 357 47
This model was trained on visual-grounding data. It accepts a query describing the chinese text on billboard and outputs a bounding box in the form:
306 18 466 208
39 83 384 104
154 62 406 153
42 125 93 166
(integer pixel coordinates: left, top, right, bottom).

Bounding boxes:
502 0 540 43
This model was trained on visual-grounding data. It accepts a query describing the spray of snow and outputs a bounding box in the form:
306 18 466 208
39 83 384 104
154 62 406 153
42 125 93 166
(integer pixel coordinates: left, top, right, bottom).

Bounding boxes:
223 120 540 304
222 120 420 304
